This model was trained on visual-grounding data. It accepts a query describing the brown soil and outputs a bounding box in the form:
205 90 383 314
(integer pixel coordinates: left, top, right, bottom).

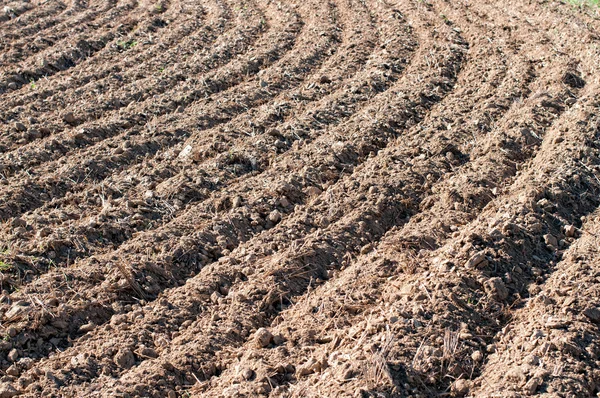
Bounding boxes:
0 0 599 397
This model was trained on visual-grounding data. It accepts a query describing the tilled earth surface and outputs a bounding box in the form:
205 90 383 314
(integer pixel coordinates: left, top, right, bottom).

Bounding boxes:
0 0 599 396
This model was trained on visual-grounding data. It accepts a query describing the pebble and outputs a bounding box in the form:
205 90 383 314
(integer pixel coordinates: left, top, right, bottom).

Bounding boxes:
306 186 322 197
5 365 19 377
140 347 158 358
241 368 254 381
144 190 155 200
0 384 18 398
564 225 576 237
279 196 290 207
167 391 176 398
465 252 487 268
113 349 135 369
254 327 273 348
544 234 558 248
232 196 243 208
451 379 470 396
14 122 26 132
523 377 540 395
10 218 26 228
178 144 193 160
360 243 373 255
471 350 483 362
268 210 282 223
63 112 76 124
7 349 19 362
7 82 17 90
79 322 96 333
6 327 16 337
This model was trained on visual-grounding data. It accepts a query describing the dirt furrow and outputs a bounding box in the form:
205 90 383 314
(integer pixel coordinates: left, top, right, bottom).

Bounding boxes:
0 0 231 149
0 0 145 90
0 5 468 394
0 0 302 221
0 0 399 275
0 0 123 69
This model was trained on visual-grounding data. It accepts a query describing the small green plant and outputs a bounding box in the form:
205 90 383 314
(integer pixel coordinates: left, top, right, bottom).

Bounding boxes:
154 3 163 12
29 79 36 90
117 39 138 50
567 0 600 7
0 260 12 272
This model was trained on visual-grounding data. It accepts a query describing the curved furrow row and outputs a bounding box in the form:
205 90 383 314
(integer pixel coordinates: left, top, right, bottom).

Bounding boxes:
0 0 301 221
0 0 63 36
1 6 467 397
0 0 392 354
0 0 392 275
0 0 215 128
0 0 122 69
0 0 598 397
0 0 146 91
0 0 234 150
191 2 600 397
0 0 342 370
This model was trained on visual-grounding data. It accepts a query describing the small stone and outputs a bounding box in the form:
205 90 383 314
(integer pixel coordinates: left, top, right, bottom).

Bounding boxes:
319 75 331 84
272 334 285 345
524 377 540 395
7 82 18 90
14 122 26 132
79 323 95 333
28 129 42 140
451 379 470 396
483 277 509 301
268 210 282 223
5 365 19 376
360 243 373 255
465 252 486 268
178 144 193 160
7 348 19 362
306 186 322 197
140 346 158 358
0 383 18 398
471 350 483 362
297 357 318 376
210 291 222 304
564 225 576 237
232 196 243 208
167 391 176 398
544 234 558 247
254 328 273 348
583 307 600 323
6 327 17 337
241 368 254 381
113 349 135 369
63 112 76 124
10 218 26 228
279 197 290 207
37 227 52 238
144 190 154 200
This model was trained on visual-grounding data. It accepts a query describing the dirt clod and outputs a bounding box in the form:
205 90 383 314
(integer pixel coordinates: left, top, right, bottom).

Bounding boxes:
253 328 273 348
114 349 135 369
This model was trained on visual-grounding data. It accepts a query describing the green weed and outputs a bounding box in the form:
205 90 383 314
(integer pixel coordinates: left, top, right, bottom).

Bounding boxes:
566 0 600 7
117 39 138 50
0 260 12 272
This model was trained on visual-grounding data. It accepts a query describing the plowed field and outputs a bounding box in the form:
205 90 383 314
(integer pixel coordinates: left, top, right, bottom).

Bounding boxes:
0 0 599 396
